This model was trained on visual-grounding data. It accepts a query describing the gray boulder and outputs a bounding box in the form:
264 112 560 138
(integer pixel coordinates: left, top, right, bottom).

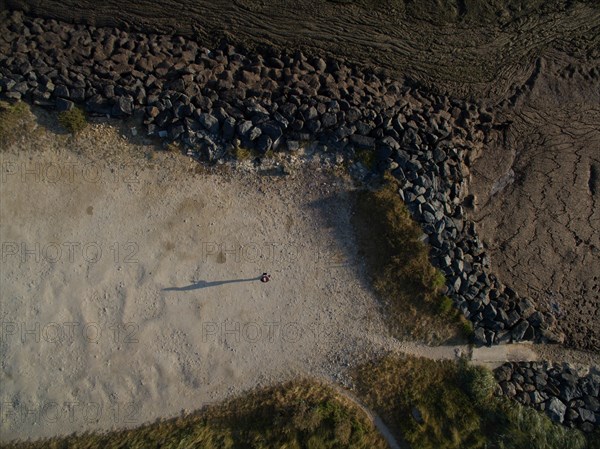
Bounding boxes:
349 134 375 149
112 96 134 116
55 97 74 112
198 113 219 134
248 126 262 141
547 397 566 423
255 134 273 154
237 120 253 137
222 117 236 140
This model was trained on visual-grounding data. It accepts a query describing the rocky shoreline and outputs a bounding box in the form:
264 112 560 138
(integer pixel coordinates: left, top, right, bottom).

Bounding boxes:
494 362 599 432
0 10 565 348
3 6 599 433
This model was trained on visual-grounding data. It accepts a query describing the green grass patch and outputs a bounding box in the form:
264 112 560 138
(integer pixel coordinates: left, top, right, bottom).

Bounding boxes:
353 354 588 449
437 295 454 316
493 397 589 449
351 173 465 343
459 316 475 338
234 145 254 160
0 101 32 149
58 107 87 134
233 144 275 160
4 380 388 449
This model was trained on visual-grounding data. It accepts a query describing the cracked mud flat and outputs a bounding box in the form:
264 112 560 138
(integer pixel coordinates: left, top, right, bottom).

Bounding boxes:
470 55 600 351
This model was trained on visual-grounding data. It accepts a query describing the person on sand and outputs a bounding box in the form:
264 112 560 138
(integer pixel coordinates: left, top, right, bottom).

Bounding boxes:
260 272 271 283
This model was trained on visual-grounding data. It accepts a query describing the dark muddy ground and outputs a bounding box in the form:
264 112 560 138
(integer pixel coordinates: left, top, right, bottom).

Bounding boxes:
4 0 599 100
470 53 600 351
3 0 600 351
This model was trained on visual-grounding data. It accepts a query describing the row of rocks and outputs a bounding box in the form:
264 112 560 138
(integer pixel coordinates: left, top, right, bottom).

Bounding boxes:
0 10 560 345
495 362 600 432
393 140 563 346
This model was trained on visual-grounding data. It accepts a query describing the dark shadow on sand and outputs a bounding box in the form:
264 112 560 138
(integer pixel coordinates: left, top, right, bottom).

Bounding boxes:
162 277 261 291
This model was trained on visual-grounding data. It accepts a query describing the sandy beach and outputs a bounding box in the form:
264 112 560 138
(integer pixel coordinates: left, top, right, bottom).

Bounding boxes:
0 120 394 441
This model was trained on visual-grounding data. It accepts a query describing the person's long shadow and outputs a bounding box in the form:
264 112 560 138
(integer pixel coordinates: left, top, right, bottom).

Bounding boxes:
162 277 261 292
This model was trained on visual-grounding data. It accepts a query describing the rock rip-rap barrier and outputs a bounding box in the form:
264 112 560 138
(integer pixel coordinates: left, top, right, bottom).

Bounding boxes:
0 10 564 347
495 361 600 432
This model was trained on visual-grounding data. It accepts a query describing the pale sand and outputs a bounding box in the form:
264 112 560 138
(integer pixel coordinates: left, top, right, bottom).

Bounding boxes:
0 121 392 441
1 113 583 443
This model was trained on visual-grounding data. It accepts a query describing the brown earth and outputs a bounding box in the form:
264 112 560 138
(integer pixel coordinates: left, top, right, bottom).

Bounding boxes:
469 53 600 352
3 0 599 352
3 0 598 100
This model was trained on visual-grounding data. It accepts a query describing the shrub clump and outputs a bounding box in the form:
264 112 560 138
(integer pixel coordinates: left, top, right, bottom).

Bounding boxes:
494 397 587 449
354 354 588 449
460 363 496 405
58 107 87 134
352 173 464 342
234 145 254 160
0 101 31 148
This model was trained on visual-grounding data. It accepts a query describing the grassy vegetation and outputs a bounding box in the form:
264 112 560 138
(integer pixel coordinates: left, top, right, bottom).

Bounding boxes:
493 398 591 449
58 107 87 134
4 380 387 449
353 354 589 449
0 101 32 149
233 144 275 160
352 173 469 343
234 145 255 160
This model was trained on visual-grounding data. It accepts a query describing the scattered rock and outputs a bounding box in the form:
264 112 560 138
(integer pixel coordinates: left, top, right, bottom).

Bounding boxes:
198 112 219 134
55 97 74 112
112 96 134 116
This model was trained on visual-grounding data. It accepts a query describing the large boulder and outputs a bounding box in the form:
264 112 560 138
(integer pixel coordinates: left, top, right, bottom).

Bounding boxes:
198 112 219 134
546 397 567 423
112 96 134 116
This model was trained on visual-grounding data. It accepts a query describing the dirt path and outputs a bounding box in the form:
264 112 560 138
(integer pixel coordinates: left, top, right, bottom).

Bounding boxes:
368 335 600 370
329 383 407 449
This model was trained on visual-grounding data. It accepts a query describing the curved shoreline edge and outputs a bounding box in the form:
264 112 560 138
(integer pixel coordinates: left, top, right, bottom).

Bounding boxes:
1 8 598 434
